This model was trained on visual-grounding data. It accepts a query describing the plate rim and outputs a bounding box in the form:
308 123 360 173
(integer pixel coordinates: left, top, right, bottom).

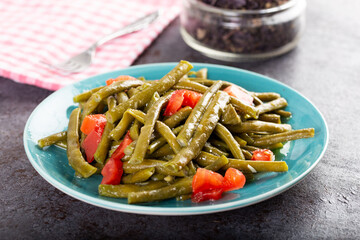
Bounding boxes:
23 62 329 215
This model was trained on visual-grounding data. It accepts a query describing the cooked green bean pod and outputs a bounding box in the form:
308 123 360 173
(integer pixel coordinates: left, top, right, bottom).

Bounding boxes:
116 92 129 104
110 109 146 141
129 120 141 140
148 125 183 154
226 120 292 133
202 142 229 157
121 167 155 184
273 109 292 118
221 104 241 125
127 177 193 204
67 108 97 178
234 136 247 147
163 106 192 128
82 80 143 116
94 122 114 164
256 97 288 115
254 92 281 102
73 86 104 103
107 60 193 123
154 121 182 154
144 92 160 113
129 93 172 164
173 80 208 93
123 160 186 177
177 81 223 147
165 91 229 172
229 96 259 119
253 128 315 147
205 155 229 171
38 131 67 148
258 113 281 123
209 138 230 152
99 181 169 198
214 123 245 159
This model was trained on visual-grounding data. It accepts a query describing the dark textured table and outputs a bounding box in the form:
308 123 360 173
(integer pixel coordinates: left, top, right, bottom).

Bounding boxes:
1 1 360 239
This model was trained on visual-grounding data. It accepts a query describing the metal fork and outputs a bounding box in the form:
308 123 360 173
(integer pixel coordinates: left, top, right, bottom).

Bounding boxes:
42 11 159 73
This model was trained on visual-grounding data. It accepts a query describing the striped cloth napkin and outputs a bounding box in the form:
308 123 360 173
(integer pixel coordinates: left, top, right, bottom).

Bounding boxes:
0 0 181 90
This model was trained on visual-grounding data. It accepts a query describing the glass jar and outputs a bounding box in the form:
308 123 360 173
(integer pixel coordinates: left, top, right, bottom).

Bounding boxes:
180 0 306 61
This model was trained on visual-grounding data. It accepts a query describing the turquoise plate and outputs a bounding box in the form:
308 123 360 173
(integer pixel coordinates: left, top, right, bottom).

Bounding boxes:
24 63 328 215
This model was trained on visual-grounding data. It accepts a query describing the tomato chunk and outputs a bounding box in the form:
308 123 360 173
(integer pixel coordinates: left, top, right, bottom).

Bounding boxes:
106 75 137 85
101 157 123 185
192 168 224 193
81 127 104 163
101 131 132 185
223 85 253 106
80 114 107 135
222 168 246 192
163 90 203 116
251 149 274 161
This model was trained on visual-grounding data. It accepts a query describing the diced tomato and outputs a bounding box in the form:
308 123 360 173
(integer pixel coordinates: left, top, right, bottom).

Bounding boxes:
222 168 246 192
110 131 133 160
101 131 132 185
106 75 137 85
81 127 104 163
163 90 203 116
163 90 185 116
100 157 123 185
182 90 202 109
191 189 223 203
223 85 253 106
192 168 224 193
80 114 107 135
251 149 274 161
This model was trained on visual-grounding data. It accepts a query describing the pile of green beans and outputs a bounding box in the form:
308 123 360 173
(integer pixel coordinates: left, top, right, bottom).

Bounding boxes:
38 60 315 204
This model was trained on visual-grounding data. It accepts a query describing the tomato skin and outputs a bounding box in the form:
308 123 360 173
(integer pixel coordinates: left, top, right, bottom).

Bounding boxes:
223 85 253 106
222 168 246 192
80 114 107 135
163 90 203 116
251 149 274 161
106 75 137 85
101 131 132 185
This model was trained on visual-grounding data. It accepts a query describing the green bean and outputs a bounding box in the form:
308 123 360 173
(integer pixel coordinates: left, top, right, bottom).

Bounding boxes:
124 140 137 156
221 104 241 125
205 155 229 171
94 122 114 164
163 106 192 128
234 136 247 147
273 109 292 118
73 86 104 103
187 78 232 88
38 131 67 148
242 149 253 160
195 151 288 172
256 97 288 115
144 92 160 113
116 92 129 104
229 96 259 119
176 194 192 201
173 80 208 93
110 109 145 140
242 145 259 152
150 144 174 158
66 108 97 178
121 167 155 184
127 87 139 98
165 91 230 172
148 125 183 154
82 80 143 116
226 120 292 133
55 140 67 149
164 175 175 183
99 181 169 198
123 160 186 177
177 81 223 147
214 123 245 159
127 177 193 204
209 138 230 152
187 161 197 176
107 60 193 123
106 96 117 110
238 133 254 145
151 173 166 181
129 120 141 140
253 128 315 147
129 93 172 164
254 92 281 102
195 68 207 79
154 121 182 154
258 114 281 124
202 142 229 157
